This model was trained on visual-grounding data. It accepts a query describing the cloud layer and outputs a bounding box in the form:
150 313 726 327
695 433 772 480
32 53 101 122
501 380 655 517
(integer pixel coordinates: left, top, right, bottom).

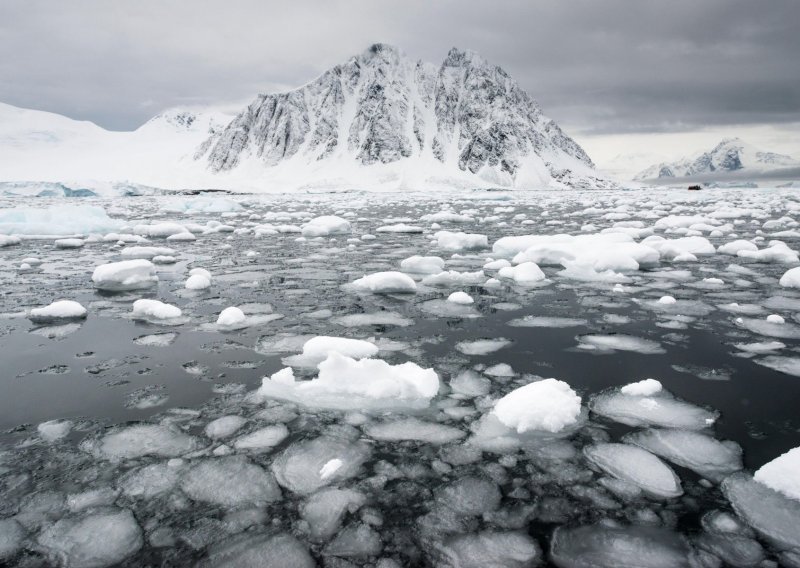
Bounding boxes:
2 0 798 134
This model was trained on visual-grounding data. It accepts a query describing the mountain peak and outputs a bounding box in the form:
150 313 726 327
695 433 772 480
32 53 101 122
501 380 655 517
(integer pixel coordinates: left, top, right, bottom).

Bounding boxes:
195 44 609 190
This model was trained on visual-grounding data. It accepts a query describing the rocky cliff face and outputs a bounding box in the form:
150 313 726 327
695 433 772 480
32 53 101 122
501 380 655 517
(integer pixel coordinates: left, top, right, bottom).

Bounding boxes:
196 44 609 189
635 138 799 181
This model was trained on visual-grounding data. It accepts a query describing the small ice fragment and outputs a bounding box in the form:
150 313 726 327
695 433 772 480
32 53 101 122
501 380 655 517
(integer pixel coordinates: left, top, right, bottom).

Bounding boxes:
447 291 474 304
621 379 662 396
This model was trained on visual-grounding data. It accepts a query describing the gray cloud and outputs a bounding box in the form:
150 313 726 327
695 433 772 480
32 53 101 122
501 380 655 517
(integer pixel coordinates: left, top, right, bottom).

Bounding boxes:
1 0 798 134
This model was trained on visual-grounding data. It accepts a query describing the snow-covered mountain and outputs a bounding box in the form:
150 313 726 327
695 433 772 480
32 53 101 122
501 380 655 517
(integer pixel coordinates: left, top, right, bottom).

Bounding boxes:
0 44 612 192
634 138 800 181
195 44 612 190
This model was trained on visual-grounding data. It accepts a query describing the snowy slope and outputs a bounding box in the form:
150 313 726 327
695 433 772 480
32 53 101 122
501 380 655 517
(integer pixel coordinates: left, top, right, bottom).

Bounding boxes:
634 138 800 181
196 44 613 191
0 102 233 194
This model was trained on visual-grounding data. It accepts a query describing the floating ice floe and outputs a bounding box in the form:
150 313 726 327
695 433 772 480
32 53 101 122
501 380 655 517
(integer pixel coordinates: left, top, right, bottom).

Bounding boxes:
37 419 74 442
754 446 800 501
422 270 485 287
185 267 212 290
590 385 718 430
300 488 366 541
282 336 378 368
624 428 742 481
332 312 413 327
301 215 351 237
551 525 691 568
722 473 800 551
736 317 800 339
436 531 541 568
434 230 488 251
400 255 445 274
577 334 665 354
718 239 758 255
492 379 582 434
447 291 474 305
91 259 158 291
507 315 587 328
497 262 546 284
584 443 683 498
455 338 512 355
754 355 800 376
376 223 423 233
620 378 662 396
201 533 314 568
257 352 439 411
364 417 465 444
36 507 143 568
55 237 84 249
82 423 201 461
120 246 175 259
738 240 798 263
350 271 417 294
204 415 247 439
0 235 21 247
232 424 289 452
180 456 282 507
28 300 87 323
133 222 193 239
271 435 372 494
131 299 182 320
216 306 246 327
779 266 800 288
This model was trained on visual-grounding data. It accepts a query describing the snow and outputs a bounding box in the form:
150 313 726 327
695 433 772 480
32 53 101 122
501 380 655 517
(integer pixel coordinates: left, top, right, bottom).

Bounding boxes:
351 271 417 293
301 216 351 237
447 291 474 304
29 300 87 322
185 273 211 290
400 255 445 274
217 306 246 326
91 259 158 291
37 419 74 442
37 508 143 568
131 299 182 320
491 379 582 434
258 352 439 411
754 446 800 501
584 443 683 498
620 378 663 396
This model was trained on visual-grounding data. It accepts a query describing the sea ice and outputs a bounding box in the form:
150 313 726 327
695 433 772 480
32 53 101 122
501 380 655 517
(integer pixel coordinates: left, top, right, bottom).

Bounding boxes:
29 300 87 323
497 262 546 284
180 456 281 507
436 531 541 568
204 415 247 439
754 446 800 501
83 423 201 461
131 299 182 320
491 379 582 434
91 259 157 291
455 338 512 355
584 443 682 498
283 336 379 367
217 306 246 326
400 255 445 274
434 230 488 251
258 352 439 411
233 424 289 452
200 533 314 568
351 271 417 293
577 334 665 354
447 291 474 304
507 316 587 328
590 388 718 430
364 418 465 444
271 435 372 494
300 488 366 541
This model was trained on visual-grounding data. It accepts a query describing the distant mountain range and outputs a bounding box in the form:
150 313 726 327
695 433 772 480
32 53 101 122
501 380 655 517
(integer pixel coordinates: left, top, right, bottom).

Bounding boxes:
634 138 800 181
0 44 614 193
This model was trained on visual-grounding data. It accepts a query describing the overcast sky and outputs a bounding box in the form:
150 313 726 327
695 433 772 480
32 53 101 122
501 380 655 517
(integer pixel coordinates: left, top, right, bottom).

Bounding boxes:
2 0 798 167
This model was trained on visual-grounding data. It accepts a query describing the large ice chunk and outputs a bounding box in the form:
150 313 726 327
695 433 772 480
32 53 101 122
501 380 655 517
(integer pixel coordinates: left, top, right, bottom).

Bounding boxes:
180 456 281 507
493 379 582 434
364 418 465 444
590 388 718 430
283 336 379 367
200 533 314 568
435 230 488 251
584 443 683 498
29 300 87 323
754 446 800 501
550 524 690 568
400 255 445 274
258 352 439 411
351 271 417 294
624 429 742 481
271 436 371 494
0 205 123 236
131 299 182 320
498 262 546 284
301 215 351 237
83 423 201 461
91 259 158 291
301 488 366 541
435 531 541 568
36 507 142 568
577 334 665 354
